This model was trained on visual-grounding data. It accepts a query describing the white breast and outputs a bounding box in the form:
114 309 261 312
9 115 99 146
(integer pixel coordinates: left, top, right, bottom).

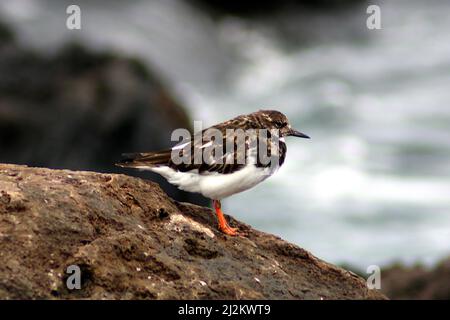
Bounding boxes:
148 163 277 200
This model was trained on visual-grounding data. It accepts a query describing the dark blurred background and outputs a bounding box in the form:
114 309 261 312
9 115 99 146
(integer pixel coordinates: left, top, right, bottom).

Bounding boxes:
1 0 449 299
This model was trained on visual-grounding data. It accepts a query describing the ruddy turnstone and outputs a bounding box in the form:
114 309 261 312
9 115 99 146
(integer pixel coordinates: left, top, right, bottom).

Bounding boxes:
116 110 310 236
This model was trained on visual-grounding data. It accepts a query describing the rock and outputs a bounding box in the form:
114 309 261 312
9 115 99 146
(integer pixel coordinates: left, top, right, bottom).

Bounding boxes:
0 21 14 45
379 260 450 300
0 20 207 206
0 164 386 299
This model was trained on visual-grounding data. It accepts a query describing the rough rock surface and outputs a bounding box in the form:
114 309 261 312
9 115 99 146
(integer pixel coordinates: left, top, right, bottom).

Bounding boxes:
0 164 386 299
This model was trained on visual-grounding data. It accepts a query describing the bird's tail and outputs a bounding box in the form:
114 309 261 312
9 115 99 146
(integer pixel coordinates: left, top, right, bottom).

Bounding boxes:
116 150 172 168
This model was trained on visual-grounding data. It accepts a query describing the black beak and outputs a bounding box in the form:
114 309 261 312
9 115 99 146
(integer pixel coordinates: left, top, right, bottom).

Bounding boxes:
288 129 310 139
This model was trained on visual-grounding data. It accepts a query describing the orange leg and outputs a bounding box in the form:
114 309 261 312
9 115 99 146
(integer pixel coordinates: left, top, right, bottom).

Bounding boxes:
213 200 238 236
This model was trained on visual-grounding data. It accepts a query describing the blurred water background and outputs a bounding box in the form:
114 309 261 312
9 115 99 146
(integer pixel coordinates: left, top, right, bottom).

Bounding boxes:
1 0 449 269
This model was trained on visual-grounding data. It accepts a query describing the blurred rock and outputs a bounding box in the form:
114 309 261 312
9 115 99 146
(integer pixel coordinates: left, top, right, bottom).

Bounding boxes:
0 164 386 299
380 260 450 300
0 21 14 44
0 21 207 206
342 259 450 300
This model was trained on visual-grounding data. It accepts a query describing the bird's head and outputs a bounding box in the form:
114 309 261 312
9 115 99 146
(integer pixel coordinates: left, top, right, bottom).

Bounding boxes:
258 110 310 139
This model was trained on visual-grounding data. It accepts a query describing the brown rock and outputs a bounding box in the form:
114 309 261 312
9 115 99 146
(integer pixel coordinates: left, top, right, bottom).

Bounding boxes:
0 164 386 299
380 260 450 300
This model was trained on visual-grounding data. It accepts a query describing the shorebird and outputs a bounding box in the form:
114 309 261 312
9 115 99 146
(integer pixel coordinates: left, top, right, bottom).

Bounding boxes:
116 110 310 236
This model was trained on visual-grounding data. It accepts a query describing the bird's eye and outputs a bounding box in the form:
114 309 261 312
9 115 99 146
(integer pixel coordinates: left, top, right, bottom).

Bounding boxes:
275 120 286 128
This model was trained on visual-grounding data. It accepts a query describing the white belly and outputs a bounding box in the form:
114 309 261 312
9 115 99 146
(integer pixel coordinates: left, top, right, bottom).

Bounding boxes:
148 164 277 200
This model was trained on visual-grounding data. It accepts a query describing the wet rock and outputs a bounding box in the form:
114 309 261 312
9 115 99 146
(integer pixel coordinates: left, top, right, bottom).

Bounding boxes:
0 164 386 299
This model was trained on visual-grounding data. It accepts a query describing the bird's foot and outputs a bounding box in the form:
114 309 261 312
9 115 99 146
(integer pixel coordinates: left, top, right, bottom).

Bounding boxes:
213 199 240 236
218 224 239 236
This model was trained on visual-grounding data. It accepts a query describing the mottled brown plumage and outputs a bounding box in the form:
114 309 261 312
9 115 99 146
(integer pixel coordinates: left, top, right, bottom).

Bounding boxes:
118 110 308 174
